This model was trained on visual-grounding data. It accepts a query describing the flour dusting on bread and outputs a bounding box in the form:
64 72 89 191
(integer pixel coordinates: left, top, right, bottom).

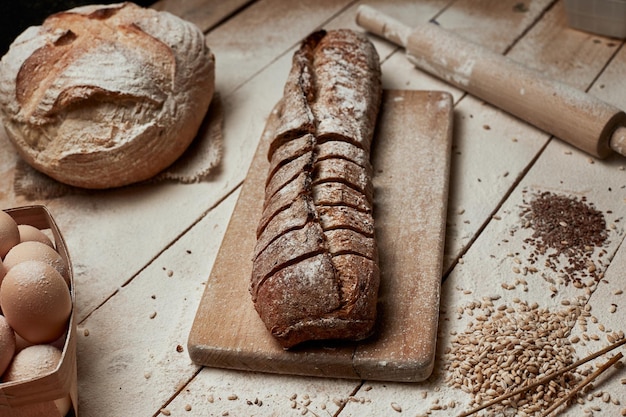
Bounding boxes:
0 2 215 189
250 29 382 349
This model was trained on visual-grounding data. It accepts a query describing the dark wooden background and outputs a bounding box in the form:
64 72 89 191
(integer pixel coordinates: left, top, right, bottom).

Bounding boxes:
0 0 155 55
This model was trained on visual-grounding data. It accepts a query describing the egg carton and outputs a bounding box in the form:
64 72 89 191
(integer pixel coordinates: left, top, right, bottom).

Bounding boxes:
564 0 626 38
0 205 77 417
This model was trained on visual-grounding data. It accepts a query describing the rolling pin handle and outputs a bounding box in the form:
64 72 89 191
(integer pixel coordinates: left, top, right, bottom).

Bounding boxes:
355 5 410 47
610 126 626 157
357 5 626 160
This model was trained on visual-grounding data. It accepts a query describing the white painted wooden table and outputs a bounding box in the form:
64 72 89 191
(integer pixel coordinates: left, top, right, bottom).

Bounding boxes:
1 1 625 416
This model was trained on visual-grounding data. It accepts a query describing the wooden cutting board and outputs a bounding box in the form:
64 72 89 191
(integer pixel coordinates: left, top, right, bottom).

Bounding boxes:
188 89 453 382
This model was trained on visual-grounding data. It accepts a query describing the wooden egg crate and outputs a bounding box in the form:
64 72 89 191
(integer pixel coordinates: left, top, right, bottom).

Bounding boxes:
0 205 77 417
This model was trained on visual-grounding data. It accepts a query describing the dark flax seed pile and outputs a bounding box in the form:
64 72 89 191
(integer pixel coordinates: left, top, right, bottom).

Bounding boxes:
517 191 610 286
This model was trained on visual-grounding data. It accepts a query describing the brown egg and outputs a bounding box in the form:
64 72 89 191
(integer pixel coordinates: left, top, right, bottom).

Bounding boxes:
0 314 16 376
0 260 72 344
3 241 69 286
18 224 54 248
0 259 6 287
2 344 72 415
0 211 20 258
14 331 35 353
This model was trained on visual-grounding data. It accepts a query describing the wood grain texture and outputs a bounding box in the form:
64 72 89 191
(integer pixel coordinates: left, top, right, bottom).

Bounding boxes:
151 0 253 31
358 5 626 158
429 0 625 271
204 0 355 96
0 0 623 415
188 89 453 382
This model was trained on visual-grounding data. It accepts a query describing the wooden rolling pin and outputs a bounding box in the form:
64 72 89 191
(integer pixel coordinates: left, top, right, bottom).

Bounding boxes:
355 5 626 159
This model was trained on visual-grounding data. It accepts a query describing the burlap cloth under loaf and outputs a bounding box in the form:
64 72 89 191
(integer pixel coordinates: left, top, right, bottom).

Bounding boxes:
13 94 224 200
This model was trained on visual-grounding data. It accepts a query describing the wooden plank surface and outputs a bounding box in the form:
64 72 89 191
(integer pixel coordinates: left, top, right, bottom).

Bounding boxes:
65 0 626 414
205 0 355 96
431 0 623 272
151 0 253 31
188 89 453 382
0 0 624 415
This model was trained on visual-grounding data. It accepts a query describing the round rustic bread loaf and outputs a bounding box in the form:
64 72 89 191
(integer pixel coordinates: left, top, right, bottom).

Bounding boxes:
0 2 215 189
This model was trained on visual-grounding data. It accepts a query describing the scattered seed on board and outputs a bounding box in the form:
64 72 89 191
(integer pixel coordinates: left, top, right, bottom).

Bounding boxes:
443 301 587 415
391 402 402 412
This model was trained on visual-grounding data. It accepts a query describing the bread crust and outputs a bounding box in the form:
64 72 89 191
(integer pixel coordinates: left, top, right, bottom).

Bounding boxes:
251 29 382 348
0 2 215 189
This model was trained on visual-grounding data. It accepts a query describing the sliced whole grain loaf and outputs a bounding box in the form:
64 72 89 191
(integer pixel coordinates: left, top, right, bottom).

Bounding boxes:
251 29 382 348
